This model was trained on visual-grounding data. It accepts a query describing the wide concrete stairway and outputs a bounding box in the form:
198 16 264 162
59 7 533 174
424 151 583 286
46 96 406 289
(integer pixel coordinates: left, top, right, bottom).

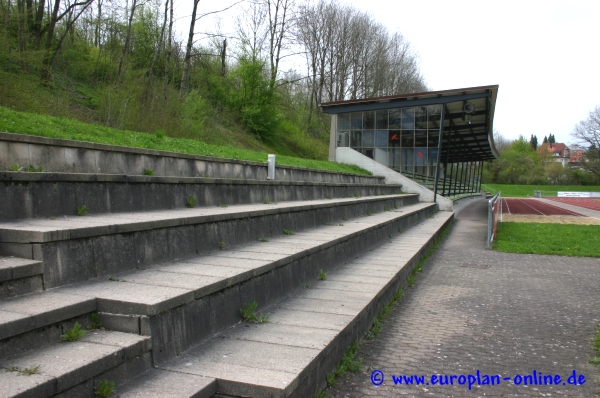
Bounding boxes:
0 133 453 397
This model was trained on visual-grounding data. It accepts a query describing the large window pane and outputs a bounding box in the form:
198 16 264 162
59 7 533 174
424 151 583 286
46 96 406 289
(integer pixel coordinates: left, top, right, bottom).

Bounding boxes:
338 113 350 130
415 148 427 165
415 106 428 129
337 131 349 147
428 148 438 166
350 131 362 148
389 148 401 170
388 130 401 147
415 129 427 147
402 148 414 173
427 105 442 129
428 132 439 147
351 112 362 129
376 110 388 129
402 107 415 130
389 109 402 129
363 111 375 129
375 130 387 147
362 148 374 159
362 130 374 147
401 131 414 148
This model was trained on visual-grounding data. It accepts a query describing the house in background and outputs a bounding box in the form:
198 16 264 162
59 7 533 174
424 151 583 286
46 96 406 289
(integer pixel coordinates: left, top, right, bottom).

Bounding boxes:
538 142 570 167
569 149 585 166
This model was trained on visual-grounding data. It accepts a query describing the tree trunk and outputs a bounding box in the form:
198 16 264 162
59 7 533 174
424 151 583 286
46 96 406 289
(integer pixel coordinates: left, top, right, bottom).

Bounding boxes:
148 0 168 81
220 39 226 76
180 0 199 97
117 0 137 78
162 0 173 108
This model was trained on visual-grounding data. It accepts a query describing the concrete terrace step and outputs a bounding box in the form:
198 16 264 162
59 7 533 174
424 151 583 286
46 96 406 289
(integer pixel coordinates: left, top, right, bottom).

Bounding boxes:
0 171 403 221
0 256 44 298
0 202 436 366
0 329 151 398
1 132 382 184
0 194 419 288
117 212 454 398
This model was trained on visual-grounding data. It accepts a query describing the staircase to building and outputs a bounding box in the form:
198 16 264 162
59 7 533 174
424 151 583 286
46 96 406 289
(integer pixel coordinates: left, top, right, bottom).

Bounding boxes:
0 133 454 397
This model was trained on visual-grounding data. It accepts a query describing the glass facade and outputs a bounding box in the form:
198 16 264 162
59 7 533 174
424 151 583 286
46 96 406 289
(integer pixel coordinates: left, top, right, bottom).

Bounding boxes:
337 105 443 177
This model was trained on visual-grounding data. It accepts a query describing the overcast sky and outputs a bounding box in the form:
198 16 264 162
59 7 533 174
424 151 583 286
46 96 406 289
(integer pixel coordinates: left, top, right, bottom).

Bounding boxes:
177 0 600 145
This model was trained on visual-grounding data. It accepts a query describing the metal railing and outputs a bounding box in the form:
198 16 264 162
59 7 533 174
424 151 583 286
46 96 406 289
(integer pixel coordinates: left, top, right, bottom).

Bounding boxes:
487 192 501 248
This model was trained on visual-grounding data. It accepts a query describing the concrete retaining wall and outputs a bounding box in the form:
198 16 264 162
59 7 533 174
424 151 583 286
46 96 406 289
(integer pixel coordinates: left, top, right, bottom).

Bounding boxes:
1 196 419 288
141 204 438 364
0 172 402 221
336 147 454 211
0 132 382 184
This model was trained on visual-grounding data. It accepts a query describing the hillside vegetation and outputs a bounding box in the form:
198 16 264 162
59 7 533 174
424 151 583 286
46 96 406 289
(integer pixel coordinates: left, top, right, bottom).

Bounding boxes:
0 0 427 171
0 106 371 175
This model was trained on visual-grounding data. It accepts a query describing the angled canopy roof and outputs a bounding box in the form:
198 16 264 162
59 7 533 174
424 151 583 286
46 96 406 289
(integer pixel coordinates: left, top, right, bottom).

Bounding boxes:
322 85 500 161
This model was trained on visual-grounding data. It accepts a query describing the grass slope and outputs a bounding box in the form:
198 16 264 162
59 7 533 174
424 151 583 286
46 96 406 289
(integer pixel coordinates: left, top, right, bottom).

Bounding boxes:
0 106 370 176
483 184 600 197
494 222 600 257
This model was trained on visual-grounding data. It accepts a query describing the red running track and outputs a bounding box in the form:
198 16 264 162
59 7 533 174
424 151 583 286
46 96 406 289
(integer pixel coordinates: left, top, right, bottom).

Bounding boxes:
501 198 584 216
544 197 600 212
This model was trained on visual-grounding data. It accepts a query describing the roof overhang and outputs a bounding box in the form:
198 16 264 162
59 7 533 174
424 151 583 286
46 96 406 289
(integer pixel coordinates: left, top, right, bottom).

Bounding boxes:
322 85 499 161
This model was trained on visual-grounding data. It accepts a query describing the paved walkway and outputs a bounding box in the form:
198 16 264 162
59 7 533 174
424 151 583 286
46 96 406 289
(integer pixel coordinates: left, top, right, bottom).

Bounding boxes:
330 197 600 397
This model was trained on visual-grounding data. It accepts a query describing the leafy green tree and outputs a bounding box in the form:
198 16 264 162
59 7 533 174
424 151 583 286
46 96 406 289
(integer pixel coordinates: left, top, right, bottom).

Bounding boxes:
229 51 281 142
488 136 545 184
530 134 538 150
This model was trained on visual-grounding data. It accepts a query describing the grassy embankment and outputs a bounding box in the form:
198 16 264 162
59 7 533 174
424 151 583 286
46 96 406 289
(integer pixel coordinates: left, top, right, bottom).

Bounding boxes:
0 106 370 175
482 184 600 197
494 222 600 257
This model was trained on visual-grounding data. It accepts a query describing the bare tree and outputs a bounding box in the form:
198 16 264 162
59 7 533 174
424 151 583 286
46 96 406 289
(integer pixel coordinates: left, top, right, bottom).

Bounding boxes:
148 0 168 81
265 0 295 90
235 0 267 61
297 0 426 104
40 0 94 84
572 106 600 176
163 0 173 108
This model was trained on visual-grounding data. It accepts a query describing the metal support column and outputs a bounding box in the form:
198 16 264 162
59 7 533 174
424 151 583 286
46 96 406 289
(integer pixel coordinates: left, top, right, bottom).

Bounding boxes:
433 107 446 202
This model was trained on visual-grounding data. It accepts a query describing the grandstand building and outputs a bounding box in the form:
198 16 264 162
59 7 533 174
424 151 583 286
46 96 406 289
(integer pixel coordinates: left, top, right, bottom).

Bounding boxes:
322 85 499 198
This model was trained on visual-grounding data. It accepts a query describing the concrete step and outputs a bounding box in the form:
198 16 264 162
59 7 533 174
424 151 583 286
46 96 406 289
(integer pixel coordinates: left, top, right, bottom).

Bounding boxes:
0 329 152 398
0 256 44 298
117 368 216 398
0 291 96 361
0 194 418 288
1 132 382 184
0 171 402 221
0 202 436 366
118 212 454 398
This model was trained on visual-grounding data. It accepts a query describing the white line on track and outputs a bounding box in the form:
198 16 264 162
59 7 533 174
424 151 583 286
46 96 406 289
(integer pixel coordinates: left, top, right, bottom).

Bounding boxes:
517 199 545 215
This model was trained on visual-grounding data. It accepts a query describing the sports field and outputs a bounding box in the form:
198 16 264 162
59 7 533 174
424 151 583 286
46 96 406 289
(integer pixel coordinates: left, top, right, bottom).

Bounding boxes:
500 198 600 225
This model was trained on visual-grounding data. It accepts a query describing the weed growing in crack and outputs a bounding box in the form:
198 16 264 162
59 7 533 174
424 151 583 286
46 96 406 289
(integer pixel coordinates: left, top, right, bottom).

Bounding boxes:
95 380 116 398
61 322 87 342
87 313 103 330
283 229 295 235
143 168 154 176
319 269 327 280
26 165 44 172
7 365 40 376
186 194 197 208
240 301 269 323
77 205 88 216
